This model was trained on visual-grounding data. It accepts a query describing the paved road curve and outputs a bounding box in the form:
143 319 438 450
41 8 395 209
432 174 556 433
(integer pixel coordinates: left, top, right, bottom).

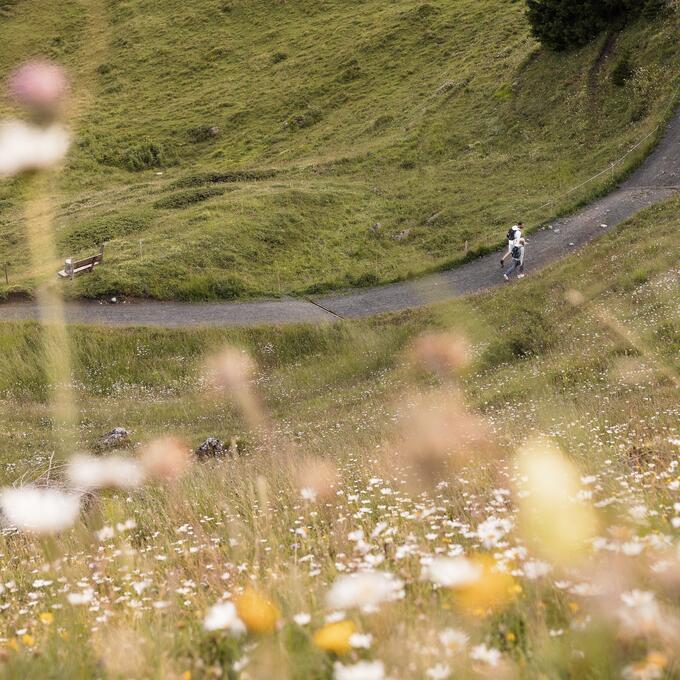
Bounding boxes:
2 111 679 328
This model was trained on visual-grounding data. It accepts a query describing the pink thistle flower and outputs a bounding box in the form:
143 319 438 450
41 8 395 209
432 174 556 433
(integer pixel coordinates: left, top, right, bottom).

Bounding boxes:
7 60 69 110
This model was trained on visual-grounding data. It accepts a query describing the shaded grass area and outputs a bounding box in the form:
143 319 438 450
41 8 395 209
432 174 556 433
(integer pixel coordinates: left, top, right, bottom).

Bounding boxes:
0 1 678 299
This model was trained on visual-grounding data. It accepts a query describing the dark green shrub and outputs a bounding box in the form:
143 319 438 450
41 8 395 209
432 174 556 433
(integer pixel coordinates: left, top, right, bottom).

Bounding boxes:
642 0 668 19
285 108 322 130
338 59 361 83
480 307 556 367
0 0 18 16
187 124 220 143
411 3 438 20
371 115 394 131
100 139 177 171
153 187 224 210
59 213 150 252
611 53 633 86
346 272 380 287
655 320 680 357
271 51 288 64
170 169 276 189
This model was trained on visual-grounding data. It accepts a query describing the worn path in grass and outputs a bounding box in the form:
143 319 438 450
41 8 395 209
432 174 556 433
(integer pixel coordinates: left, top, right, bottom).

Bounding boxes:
2 109 680 327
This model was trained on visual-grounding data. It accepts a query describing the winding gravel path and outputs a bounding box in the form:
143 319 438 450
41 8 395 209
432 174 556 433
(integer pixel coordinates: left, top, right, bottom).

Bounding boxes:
2 111 679 328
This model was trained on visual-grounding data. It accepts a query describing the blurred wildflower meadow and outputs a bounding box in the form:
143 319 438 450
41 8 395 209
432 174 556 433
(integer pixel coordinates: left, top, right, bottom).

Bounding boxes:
1 15 680 680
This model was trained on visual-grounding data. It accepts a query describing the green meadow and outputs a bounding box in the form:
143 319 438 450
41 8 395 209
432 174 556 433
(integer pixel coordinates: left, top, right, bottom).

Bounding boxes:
0 0 678 300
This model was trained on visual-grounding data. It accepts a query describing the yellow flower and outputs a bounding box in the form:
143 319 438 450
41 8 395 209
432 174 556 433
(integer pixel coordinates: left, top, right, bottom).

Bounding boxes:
181 672 192 680
313 620 356 655
516 439 598 564
455 556 517 614
39 612 54 625
21 634 35 647
234 588 280 634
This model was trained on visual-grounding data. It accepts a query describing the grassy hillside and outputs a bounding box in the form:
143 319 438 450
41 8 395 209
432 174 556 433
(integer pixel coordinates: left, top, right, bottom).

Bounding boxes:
0 0 678 300
0 192 678 677
1 191 678 455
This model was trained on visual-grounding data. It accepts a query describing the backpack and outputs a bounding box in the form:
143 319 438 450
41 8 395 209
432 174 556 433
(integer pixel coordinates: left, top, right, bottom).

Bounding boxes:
506 227 517 241
511 245 521 260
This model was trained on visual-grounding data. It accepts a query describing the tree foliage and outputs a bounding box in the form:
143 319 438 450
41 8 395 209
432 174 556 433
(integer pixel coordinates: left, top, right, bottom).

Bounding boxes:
526 0 668 51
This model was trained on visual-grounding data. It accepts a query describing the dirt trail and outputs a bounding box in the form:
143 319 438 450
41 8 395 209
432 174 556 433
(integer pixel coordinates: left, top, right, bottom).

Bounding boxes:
2 108 679 328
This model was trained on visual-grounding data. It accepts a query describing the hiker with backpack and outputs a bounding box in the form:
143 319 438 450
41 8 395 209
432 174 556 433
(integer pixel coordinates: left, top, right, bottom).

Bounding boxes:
501 222 523 268
503 237 526 282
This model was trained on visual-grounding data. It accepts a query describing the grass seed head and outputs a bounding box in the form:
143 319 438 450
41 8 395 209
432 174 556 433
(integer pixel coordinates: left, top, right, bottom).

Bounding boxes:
408 332 472 377
140 436 191 481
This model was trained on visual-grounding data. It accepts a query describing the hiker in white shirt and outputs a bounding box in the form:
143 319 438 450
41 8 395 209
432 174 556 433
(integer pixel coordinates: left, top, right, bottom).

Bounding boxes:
501 222 524 268
504 237 526 281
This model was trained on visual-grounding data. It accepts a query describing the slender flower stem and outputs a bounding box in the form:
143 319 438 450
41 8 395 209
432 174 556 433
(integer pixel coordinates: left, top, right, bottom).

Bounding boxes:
24 172 77 460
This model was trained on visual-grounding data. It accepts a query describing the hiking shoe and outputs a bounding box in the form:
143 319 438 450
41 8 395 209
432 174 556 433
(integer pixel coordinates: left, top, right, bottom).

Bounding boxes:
517 273 525 279
503 273 509 282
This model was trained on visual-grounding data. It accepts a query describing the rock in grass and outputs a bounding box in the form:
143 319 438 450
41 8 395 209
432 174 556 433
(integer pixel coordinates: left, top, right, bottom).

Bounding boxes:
195 437 247 460
96 427 130 451
394 228 411 241
195 437 226 460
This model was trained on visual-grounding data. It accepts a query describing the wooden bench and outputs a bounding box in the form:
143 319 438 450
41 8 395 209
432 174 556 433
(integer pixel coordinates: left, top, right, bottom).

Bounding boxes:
58 245 104 279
